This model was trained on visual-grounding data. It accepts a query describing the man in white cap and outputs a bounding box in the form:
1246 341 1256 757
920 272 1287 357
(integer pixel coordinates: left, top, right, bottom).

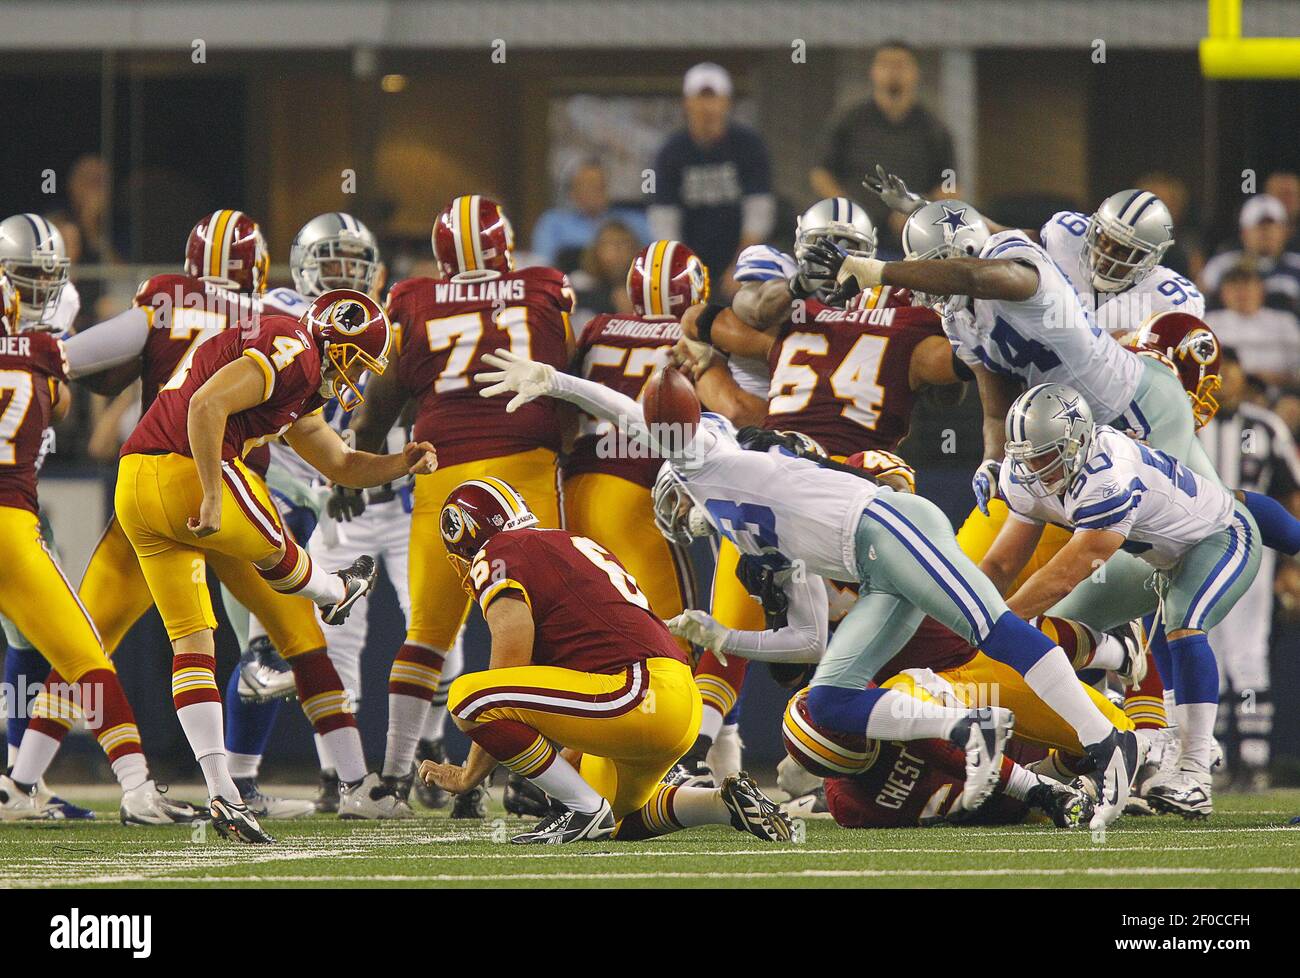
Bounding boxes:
1201 194 1300 314
647 62 775 290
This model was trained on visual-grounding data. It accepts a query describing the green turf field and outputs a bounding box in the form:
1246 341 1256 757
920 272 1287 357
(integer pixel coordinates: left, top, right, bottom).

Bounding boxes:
2 785 1298 888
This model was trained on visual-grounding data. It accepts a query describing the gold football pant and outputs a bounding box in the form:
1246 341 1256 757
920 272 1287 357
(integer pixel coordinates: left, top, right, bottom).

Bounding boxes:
563 472 692 640
0 506 110 683
405 448 560 652
955 500 1074 593
883 651 1133 755
450 656 701 819
111 452 324 654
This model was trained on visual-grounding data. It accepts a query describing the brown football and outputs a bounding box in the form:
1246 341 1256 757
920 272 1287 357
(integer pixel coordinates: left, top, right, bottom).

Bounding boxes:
642 363 701 431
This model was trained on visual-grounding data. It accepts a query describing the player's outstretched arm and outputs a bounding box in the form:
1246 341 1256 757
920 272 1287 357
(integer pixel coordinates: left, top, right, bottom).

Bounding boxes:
477 349 684 459
979 515 1046 595
284 411 436 488
729 278 796 332
1005 528 1124 619
838 256 1039 303
670 570 829 664
972 362 1021 461
348 353 407 454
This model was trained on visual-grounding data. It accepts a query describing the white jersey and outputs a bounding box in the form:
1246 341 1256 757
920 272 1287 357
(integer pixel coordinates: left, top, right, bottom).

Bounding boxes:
673 414 880 581
1000 425 1234 569
1039 211 1204 333
944 230 1144 424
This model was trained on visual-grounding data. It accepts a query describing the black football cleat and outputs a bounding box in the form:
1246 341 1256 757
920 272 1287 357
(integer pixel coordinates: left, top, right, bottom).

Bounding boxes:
320 555 377 625
720 773 793 842
503 773 551 818
1026 778 1094 829
949 707 1014 811
510 800 615 845
209 796 275 844
450 785 488 820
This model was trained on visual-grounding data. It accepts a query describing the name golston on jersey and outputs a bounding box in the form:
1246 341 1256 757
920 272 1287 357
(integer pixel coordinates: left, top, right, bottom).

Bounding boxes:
674 413 881 582
1039 211 1204 333
945 230 1144 424
1000 425 1234 569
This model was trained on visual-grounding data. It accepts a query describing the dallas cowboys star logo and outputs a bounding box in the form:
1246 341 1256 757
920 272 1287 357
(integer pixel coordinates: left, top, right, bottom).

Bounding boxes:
1052 394 1086 428
933 204 969 236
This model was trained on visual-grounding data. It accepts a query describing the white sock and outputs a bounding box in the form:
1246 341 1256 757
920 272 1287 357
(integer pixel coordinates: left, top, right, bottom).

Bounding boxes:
111 753 149 792
314 733 334 772
1003 762 1038 801
864 689 970 740
698 705 724 743
1086 633 1126 671
383 693 430 777
1023 648 1114 747
531 756 604 814
227 751 261 779
1163 690 1179 731
323 726 367 784
176 701 240 800
1175 702 1217 772
6 743 16 768
666 785 730 826
247 615 268 644
10 729 62 785
298 560 345 606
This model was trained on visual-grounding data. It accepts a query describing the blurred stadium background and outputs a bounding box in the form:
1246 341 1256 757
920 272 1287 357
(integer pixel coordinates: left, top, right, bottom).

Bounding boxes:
2 0 1299 783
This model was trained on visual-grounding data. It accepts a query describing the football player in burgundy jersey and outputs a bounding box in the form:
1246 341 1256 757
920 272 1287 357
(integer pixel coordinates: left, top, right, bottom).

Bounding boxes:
0 272 200 826
350 195 576 807
668 216 965 786
414 477 791 844
563 239 709 650
782 689 1090 830
59 211 367 820
112 288 435 843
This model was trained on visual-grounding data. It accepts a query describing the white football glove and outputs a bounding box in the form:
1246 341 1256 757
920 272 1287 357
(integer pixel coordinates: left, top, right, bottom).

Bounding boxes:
664 610 730 664
862 164 929 216
475 348 557 413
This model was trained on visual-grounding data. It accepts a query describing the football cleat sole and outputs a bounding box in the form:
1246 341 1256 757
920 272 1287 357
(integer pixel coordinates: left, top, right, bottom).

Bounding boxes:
721 772 793 842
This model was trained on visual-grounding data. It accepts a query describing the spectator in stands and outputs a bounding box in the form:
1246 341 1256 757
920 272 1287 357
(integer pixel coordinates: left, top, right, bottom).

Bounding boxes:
569 220 639 327
1206 262 1300 390
1201 194 1300 314
810 41 955 253
1265 170 1300 249
647 62 775 292
1136 170 1202 278
530 159 649 272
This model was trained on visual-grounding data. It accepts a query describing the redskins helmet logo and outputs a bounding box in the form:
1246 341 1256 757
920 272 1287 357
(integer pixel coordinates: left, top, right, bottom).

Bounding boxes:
440 503 479 544
328 299 371 335
1179 328 1220 366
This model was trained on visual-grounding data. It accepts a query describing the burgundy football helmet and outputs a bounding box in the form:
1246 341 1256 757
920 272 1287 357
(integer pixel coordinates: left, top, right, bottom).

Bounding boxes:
303 289 392 411
184 209 269 294
1122 311 1222 430
626 239 710 317
440 477 539 590
432 195 515 278
782 687 879 779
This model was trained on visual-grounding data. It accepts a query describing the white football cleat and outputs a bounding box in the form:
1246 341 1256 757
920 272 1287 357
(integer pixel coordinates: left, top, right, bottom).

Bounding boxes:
1147 765 1213 820
0 775 49 821
1086 728 1142 829
953 707 1014 810
338 772 415 820
120 780 206 826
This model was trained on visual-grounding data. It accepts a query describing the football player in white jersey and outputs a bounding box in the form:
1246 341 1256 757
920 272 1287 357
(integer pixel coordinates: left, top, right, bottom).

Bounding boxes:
865 169 1203 331
981 383 1260 818
476 352 1139 828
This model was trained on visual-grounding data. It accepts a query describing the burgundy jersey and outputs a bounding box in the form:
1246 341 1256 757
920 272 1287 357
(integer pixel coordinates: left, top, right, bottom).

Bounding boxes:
564 313 680 488
824 743 1023 828
872 615 978 683
390 267 574 467
0 332 66 513
763 296 943 457
470 527 687 673
122 314 323 462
